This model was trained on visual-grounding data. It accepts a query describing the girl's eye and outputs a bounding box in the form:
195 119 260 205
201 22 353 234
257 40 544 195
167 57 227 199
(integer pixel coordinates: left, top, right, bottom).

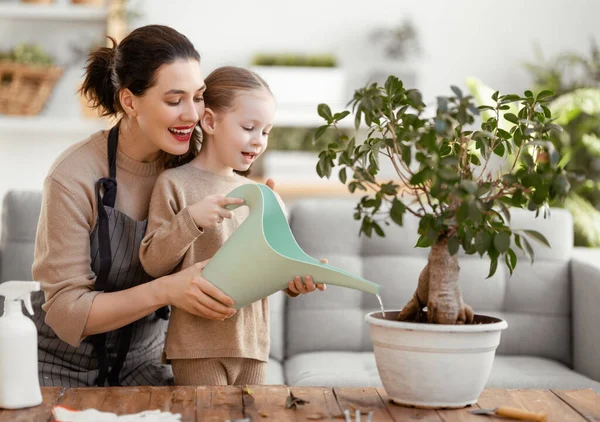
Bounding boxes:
243 126 253 131
263 131 270 136
166 101 180 106
194 97 204 103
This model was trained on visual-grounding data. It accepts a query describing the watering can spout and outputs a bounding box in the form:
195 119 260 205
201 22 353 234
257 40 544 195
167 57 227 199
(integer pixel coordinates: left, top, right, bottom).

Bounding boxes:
202 183 381 308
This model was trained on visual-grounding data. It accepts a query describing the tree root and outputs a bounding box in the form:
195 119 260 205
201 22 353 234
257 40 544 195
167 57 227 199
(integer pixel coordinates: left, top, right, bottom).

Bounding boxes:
396 238 474 325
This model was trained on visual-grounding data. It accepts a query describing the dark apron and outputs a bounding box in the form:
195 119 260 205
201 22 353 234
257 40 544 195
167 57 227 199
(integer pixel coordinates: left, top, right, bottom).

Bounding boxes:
35 126 173 387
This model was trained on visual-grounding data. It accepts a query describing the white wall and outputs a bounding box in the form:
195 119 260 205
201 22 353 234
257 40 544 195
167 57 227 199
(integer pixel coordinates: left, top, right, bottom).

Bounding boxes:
138 0 600 103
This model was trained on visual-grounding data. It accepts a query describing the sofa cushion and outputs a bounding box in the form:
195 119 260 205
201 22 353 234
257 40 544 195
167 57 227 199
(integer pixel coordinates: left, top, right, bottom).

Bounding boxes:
268 291 286 362
266 357 285 385
488 356 600 392
283 352 600 393
0 190 42 282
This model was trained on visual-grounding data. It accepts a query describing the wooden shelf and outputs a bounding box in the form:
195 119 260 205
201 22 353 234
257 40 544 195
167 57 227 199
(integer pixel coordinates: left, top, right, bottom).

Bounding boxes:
0 3 107 21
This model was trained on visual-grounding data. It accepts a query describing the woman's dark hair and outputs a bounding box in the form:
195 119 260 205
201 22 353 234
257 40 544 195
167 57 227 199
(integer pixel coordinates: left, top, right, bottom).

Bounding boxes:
166 66 272 176
80 24 200 117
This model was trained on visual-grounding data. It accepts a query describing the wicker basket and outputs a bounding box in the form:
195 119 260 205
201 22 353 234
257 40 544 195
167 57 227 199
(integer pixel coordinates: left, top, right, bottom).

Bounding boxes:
0 62 63 116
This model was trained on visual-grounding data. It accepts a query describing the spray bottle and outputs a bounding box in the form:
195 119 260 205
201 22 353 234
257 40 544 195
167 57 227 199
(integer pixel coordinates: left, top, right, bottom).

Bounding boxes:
0 281 42 409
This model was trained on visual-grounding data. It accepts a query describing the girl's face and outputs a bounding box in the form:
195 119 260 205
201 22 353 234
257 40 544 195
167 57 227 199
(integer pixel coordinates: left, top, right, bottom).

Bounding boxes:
132 59 206 156
203 89 275 174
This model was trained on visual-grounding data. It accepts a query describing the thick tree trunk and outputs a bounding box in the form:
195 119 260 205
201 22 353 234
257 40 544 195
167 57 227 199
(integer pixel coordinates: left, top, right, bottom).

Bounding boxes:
397 237 474 324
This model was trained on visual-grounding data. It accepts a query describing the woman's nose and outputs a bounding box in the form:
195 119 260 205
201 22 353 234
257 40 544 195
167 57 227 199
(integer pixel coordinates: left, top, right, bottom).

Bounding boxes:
182 100 200 122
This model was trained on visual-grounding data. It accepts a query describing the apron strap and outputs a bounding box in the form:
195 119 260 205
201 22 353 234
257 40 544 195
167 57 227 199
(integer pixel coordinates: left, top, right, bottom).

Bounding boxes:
92 126 120 386
92 125 169 386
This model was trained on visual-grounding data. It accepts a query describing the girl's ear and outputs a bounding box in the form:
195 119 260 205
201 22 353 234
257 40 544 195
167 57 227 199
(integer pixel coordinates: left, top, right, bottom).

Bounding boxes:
119 88 137 117
200 108 217 134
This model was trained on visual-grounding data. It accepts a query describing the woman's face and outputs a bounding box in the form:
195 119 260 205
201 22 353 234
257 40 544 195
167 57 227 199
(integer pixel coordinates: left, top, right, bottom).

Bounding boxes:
133 59 205 156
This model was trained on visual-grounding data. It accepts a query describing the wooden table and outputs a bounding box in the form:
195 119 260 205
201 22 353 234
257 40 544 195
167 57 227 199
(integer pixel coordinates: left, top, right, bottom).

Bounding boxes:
1 386 599 421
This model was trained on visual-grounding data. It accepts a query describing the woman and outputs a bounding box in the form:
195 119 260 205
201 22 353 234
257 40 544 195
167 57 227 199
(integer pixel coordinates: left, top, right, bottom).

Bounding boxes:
31 24 242 387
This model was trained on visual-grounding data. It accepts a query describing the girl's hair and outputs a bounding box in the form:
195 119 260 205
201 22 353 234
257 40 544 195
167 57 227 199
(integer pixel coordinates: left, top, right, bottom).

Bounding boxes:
80 24 200 117
166 66 272 176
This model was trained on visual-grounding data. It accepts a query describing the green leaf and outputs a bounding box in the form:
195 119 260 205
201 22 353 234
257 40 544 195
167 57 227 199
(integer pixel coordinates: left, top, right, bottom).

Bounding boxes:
438 168 460 182
415 235 432 248
525 90 534 98
390 199 406 226
314 125 329 141
448 235 460 255
493 143 506 157
498 201 511 224
521 236 535 262
492 91 499 102
316 157 332 178
333 110 350 121
469 201 482 223
536 90 554 101
505 248 517 276
372 221 385 237
523 230 550 248
493 231 511 253
338 167 347 184
487 257 498 279
470 154 481 166
504 113 519 124
451 85 463 99
410 168 432 185
475 231 491 256
317 104 333 123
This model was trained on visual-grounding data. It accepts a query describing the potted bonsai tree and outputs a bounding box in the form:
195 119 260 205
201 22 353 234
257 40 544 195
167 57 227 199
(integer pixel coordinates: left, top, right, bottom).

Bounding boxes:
314 76 570 408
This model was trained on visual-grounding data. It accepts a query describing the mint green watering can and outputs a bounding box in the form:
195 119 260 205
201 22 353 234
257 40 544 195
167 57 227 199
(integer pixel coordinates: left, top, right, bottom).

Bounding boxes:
201 184 381 309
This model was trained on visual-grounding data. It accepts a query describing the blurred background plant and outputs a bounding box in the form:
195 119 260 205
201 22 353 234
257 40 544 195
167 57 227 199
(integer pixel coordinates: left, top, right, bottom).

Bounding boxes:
369 19 420 61
525 42 600 246
250 126 348 177
0 44 54 67
251 53 337 67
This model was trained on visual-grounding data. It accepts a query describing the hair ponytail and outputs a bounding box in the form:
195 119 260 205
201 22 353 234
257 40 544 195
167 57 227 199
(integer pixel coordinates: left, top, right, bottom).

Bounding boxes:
79 37 118 117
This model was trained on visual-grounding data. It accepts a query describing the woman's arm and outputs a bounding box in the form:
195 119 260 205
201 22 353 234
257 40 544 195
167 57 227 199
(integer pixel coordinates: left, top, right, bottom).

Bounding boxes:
83 260 236 336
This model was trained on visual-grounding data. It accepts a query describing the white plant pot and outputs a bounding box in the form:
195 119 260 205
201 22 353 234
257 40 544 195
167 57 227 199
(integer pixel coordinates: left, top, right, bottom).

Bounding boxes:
251 66 346 108
365 311 508 409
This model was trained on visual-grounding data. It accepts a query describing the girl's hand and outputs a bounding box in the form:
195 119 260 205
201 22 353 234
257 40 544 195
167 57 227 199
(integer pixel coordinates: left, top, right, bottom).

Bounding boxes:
285 258 328 297
158 259 237 321
189 194 244 229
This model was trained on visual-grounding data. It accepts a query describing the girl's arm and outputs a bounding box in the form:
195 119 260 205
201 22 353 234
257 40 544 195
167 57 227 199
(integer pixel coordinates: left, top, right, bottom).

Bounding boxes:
139 174 204 277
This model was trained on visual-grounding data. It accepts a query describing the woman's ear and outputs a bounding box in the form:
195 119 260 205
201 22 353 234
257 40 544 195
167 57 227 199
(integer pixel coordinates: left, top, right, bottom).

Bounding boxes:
119 88 137 117
200 108 217 134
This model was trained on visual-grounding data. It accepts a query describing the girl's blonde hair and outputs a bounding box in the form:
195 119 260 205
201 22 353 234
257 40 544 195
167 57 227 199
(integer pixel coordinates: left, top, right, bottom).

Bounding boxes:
166 66 272 174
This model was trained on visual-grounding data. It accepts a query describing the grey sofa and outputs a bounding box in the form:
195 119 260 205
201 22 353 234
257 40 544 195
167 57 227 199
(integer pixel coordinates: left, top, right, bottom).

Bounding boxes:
1 191 600 392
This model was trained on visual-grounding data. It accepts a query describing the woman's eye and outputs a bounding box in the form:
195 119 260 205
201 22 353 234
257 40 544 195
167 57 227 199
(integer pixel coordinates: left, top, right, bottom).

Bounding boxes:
194 97 204 103
166 101 180 106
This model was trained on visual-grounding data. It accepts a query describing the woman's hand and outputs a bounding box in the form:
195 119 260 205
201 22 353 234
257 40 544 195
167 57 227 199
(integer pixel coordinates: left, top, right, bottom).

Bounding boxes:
188 194 244 230
285 258 328 297
157 259 237 321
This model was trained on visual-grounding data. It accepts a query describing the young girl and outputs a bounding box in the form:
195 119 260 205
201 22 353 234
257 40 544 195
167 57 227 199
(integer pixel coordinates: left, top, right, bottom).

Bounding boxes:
139 66 325 386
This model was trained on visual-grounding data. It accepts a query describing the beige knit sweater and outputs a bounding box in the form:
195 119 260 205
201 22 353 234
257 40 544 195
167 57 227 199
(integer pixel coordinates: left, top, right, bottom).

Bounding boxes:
32 131 164 347
139 164 270 362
